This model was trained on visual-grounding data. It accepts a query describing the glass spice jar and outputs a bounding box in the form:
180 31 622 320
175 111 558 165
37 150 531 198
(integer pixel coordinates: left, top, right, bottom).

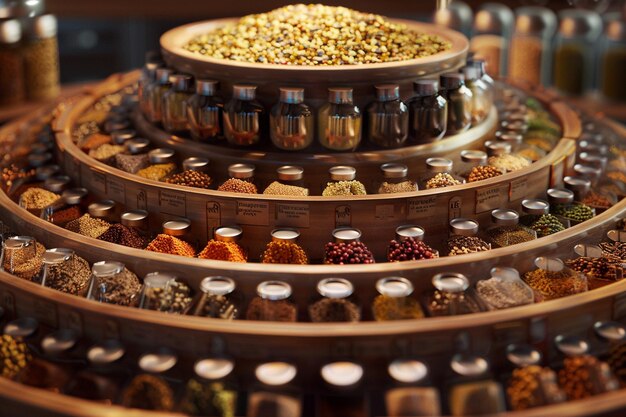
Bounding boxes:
249 362 301 417
318 87 362 152
322 165 367 196
470 4 514 78
378 163 418 194
563 175 592 202
120 209 149 239
385 359 441 416
459 150 503 183
423 272 484 316
161 73 194 134
23 14 60 101
373 277 424 321
387 225 438 262
147 68 173 124
0 19 25 107
1 235 44 280
421 157 463 190
139 62 161 118
406 79 447 144
39 248 91 296
439 73 472 135
599 18 626 102
198 225 247 263
309 277 360 323
187 79 224 142
263 166 309 197
485 208 537 248
41 187 88 227
86 261 141 307
125 137 151 156
476 267 534 310
245 281 297 322
218 163 258 194
463 64 491 124
270 87 314 151
261 228 308 265
566 244 625 290
324 227 375 265
594 321 626 386
318 362 366 417
192 276 239 320
547 188 595 224
88 199 117 224
447 218 491 256
223 84 264 147
138 272 193 314
366 84 409 148
523 257 588 300
181 358 238 417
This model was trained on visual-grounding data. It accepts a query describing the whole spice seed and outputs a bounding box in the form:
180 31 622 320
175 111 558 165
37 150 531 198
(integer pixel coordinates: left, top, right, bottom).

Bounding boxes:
608 342 626 385
184 4 450 65
553 203 594 223
566 256 625 287
3 242 46 280
197 294 238 319
44 254 91 295
181 380 237 417
48 206 82 226
467 165 502 183
2 164 34 191
426 289 482 316
600 241 626 261
486 226 536 247
530 214 565 237
387 237 438 262
372 295 424 320
198 240 247 263
322 180 367 196
425 173 461 189
65 214 111 239
558 356 617 400
447 236 490 256
88 144 125 162
122 374 174 411
115 153 149 174
507 365 564 410
488 154 531 172
263 181 309 196
136 163 177 181
146 234 196 257
261 241 308 264
245 297 297 322
19 187 59 210
79 133 111 151
378 181 418 194
582 192 613 209
476 277 534 309
97 223 148 249
309 298 360 322
523 268 587 300
144 280 193 313
0 335 31 378
165 170 213 189
94 268 141 306
324 241 375 264
217 178 258 194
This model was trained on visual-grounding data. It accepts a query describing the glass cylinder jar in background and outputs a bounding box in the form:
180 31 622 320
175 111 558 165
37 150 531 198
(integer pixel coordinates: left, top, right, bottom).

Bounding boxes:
309 277 360 323
223 85 263 147
439 73 472 135
193 276 239 320
386 359 441 416
553 9 602 96
161 73 193 134
433 1 473 39
463 65 490 124
245 281 297 322
0 19 25 106
318 88 361 152
448 354 507 415
407 79 447 144
366 84 408 148
270 87 314 151
508 7 557 87
600 18 626 102
23 14 59 101
138 62 161 118
470 3 514 77
147 68 173 124
187 79 223 142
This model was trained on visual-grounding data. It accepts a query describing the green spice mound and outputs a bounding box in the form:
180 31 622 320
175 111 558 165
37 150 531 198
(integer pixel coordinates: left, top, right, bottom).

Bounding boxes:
184 4 451 65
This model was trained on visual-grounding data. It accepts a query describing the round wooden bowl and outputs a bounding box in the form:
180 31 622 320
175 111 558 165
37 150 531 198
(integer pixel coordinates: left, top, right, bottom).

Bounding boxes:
160 18 469 107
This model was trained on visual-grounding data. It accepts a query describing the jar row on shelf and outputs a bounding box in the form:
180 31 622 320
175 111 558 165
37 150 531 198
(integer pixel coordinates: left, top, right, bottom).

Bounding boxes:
1 311 625 416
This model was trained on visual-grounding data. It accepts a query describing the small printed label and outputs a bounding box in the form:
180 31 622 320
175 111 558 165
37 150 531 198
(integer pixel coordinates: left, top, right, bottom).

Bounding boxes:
90 169 107 194
206 201 221 238
135 189 148 211
510 178 528 202
449 196 463 219
276 203 310 228
476 184 509 213
236 200 270 226
108 177 126 204
375 204 395 221
335 205 352 227
159 190 186 216
407 196 438 220
34 299 58 327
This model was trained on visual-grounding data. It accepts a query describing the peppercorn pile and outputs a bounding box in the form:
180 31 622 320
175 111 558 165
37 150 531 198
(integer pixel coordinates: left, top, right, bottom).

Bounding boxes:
387 237 438 262
122 374 174 411
44 254 91 295
425 173 461 189
217 178 258 194
144 280 193 313
181 380 237 417
608 342 626 386
558 356 618 400
488 154 531 172
600 241 626 260
322 180 367 196
309 297 360 322
447 236 491 256
197 294 238 319
467 165 502 183
136 163 177 181
165 170 213 189
19 187 59 211
263 181 309 196
582 192 613 209
507 365 564 410
245 298 297 322
552 203 594 223
198 240 247 263
0 335 31 378
372 294 424 320
529 214 565 237
89 144 125 163
522 268 587 300
48 206 82 226
146 234 196 257
565 256 625 288
65 214 111 239
486 226 536 247
261 241 308 264
378 180 418 194
476 277 534 310
115 153 149 174
93 268 142 306
3 241 46 280
184 4 450 65
97 224 148 249
426 290 482 316
324 241 375 264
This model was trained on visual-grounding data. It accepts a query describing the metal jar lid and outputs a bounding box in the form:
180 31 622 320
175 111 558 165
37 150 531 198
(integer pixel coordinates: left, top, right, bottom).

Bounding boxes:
200 276 236 296
450 353 489 377
573 164 602 183
426 157 453 173
491 208 520 226
257 280 292 301
506 344 542 367
495 131 523 147
463 65 480 81
376 276 414 298
170 73 193 92
0 0 45 19
395 225 425 242
88 200 116 219
328 87 353 104
460 150 487 165
500 120 528 134
375 84 400 102
594 321 626 342
149 148 175 164
233 85 257 101
138 348 178 373
35 164 60 181
271 228 300 243
329 165 356 181
450 218 479 236
321 361 363 387
434 1 473 35
578 152 607 170
87 339 125 365
111 129 136 145
413 79 439 96
215 226 243 242
44 175 71 193
485 140 512 157
554 334 589 356
0 19 21 44
381 163 408 179
41 329 78 356
279 87 304 104
388 359 428 384
317 277 354 299
143 272 176 289
163 218 191 237
439 72 465 89
332 227 361 243
62 187 88 205
534 256 565 272
194 358 235 380
277 165 304 181
432 272 470 293
196 79 219 96
91 261 124 278
522 199 550 215
156 68 174 85
228 163 255 179
514 6 558 37
474 3 514 36
3 317 38 338
42 248 74 267
255 362 297 386
547 188 574 205
126 138 150 155
183 157 210 172
563 176 591 196
32 14 57 39
557 9 602 41
121 210 148 228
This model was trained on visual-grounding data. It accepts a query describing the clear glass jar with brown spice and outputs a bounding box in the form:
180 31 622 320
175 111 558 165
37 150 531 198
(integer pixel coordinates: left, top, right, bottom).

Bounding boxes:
217 163 258 194
373 277 424 321
162 73 194 134
309 278 360 323
0 19 25 107
439 73 472 135
421 157 464 190
39 248 91 296
246 281 297 322
138 272 193 314
523 257 588 301
318 87 362 152
423 272 484 316
385 359 441 416
263 166 309 197
377 163 418 194
86 261 141 307
147 68 173 123
447 218 491 256
1 235 44 280
270 87 314 151
192 276 240 320
23 14 60 101
41 187 89 227
139 62 161 119
485 208 537 248
187 79 224 142
223 84 264 147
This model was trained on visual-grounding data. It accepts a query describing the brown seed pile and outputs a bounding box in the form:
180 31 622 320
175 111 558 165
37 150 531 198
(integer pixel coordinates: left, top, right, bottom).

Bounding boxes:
165 170 213 189
372 295 424 320
122 374 174 411
566 256 625 286
523 268 587 300
447 236 491 256
48 206 82 226
97 224 148 249
558 356 617 400
2 164 34 191
600 241 626 260
261 241 308 264
467 165 502 183
427 290 482 316
608 342 626 385
19 187 59 210
93 268 142 306
425 173 461 189
65 214 111 239
0 335 31 378
137 163 176 181
263 181 309 196
184 4 450 65
44 254 91 295
217 178 258 194
89 144 125 162
322 180 367 196
486 226 536 247
246 297 297 322
144 280 193 313
582 192 613 209
378 181 418 194
198 240 247 262
197 294 239 319
488 154 531 172
324 241 375 264
309 298 360 322
476 277 534 309
146 234 196 257
387 237 438 262
115 153 149 174
79 133 111 151
507 365 564 410
3 242 46 280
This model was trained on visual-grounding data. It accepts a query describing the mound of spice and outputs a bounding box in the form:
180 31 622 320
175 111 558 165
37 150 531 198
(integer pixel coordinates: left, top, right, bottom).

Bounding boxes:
372 295 424 320
19 187 59 211
165 170 213 189
488 154 531 172
98 223 148 249
558 356 618 400
115 153 149 174
467 165 502 183
261 241 308 264
180 380 237 417
553 203 594 223
322 180 367 196
94 268 142 306
378 181 418 194
324 241 375 264
523 268 587 300
146 234 195 257
263 181 309 196
486 226 536 248
529 214 565 237
3 241 46 280
48 205 82 226
309 297 360 322
44 254 91 295
65 214 111 239
387 238 438 262
425 173 461 189
122 374 174 411
79 133 111 151
582 192 613 210
566 256 625 289
198 240 247 263
137 163 176 181
89 144 125 163
0 335 31 378
476 277 534 310
447 236 491 256
144 280 193 314
600 241 626 261
507 365 565 410
217 178 258 194
246 298 297 322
